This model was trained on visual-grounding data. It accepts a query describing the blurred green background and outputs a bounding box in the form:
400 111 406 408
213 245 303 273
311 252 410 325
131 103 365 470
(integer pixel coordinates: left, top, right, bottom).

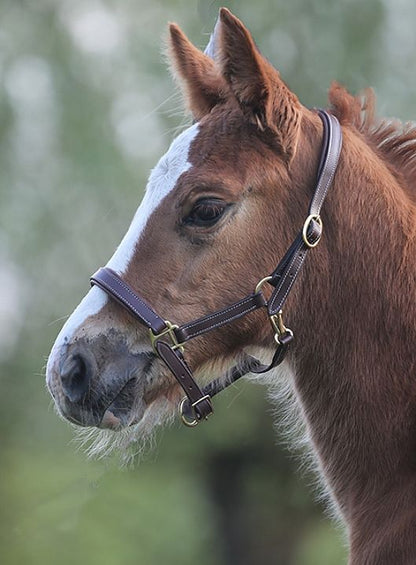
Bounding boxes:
1 0 415 563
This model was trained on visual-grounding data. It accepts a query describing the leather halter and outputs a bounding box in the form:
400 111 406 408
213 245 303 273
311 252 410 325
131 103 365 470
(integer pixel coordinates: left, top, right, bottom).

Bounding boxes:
90 110 342 427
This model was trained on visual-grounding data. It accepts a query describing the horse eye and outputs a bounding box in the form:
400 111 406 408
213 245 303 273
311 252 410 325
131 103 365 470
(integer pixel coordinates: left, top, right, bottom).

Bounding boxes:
184 199 228 227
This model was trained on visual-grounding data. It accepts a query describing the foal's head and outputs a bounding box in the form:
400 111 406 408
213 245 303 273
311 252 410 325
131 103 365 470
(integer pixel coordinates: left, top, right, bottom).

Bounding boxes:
46 9 324 442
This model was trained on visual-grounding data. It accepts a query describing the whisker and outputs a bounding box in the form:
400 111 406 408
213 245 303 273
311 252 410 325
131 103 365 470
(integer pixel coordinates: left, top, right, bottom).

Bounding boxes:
48 315 70 326
140 91 182 121
72 395 175 466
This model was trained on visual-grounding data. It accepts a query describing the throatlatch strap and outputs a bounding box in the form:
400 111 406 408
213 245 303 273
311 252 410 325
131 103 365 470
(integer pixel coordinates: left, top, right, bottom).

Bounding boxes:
179 331 293 419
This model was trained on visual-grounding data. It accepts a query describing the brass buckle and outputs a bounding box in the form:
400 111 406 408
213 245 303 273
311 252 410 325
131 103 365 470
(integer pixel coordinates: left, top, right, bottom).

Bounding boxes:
269 310 293 345
179 395 213 427
302 214 323 248
149 320 185 354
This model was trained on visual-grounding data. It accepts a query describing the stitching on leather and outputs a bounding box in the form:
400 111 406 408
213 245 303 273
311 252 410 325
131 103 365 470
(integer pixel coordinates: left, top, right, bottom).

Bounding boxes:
311 118 341 212
314 152 339 210
184 303 259 339
180 295 259 333
269 251 305 313
278 255 305 308
97 271 156 328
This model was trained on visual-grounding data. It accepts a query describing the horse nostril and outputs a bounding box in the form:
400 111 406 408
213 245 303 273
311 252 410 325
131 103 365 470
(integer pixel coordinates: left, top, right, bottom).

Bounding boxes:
60 353 91 403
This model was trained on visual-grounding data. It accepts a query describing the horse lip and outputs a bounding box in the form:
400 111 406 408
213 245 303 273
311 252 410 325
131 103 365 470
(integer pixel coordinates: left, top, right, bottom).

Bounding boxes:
99 409 123 430
97 356 155 430
98 377 138 430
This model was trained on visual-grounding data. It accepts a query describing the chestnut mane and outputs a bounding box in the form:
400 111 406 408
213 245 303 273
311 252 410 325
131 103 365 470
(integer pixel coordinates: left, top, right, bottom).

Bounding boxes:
330 83 416 196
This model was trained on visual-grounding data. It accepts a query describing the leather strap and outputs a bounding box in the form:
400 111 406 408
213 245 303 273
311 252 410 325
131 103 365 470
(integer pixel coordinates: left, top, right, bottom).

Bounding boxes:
91 268 267 344
155 341 213 420
91 267 167 334
90 110 342 425
267 110 342 315
180 331 293 419
310 112 343 214
174 292 266 344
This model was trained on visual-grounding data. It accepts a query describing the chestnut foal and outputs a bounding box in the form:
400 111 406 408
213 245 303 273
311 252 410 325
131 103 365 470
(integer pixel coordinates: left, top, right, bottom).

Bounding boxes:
47 8 416 564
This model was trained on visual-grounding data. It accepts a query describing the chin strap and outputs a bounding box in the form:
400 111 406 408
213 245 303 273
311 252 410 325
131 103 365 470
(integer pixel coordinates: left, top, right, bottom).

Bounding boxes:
90 110 342 427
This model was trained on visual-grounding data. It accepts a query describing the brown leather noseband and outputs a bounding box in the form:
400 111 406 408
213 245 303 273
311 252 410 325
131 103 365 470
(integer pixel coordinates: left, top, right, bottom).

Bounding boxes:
90 110 342 427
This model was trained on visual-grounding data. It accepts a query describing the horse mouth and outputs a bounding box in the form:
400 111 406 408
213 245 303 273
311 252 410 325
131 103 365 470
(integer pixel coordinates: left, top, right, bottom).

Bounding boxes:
97 353 160 430
99 373 179 431
99 378 141 430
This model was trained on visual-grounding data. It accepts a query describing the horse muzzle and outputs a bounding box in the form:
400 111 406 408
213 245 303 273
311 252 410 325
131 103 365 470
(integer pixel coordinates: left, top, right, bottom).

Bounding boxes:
46 333 154 429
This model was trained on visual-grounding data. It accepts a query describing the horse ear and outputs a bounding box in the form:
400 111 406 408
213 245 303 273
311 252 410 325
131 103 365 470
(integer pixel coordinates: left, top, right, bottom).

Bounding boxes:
218 8 301 157
168 23 227 120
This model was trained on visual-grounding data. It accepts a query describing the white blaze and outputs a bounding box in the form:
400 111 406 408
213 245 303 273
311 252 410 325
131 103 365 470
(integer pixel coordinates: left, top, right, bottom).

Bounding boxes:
47 123 199 372
107 123 199 273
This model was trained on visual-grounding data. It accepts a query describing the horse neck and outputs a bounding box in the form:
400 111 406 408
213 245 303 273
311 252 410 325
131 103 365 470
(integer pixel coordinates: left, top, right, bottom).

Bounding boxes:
284 126 416 558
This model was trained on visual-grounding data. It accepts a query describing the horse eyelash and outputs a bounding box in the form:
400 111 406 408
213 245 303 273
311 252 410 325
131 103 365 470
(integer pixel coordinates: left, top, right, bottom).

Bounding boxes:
182 198 230 227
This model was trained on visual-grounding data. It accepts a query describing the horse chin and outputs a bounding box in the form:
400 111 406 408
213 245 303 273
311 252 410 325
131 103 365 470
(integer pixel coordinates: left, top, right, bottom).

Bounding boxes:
74 388 176 464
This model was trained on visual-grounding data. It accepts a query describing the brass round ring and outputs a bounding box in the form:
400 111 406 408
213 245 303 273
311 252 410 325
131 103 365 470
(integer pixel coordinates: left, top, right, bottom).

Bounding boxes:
255 275 273 295
274 327 294 345
302 214 323 248
179 397 199 427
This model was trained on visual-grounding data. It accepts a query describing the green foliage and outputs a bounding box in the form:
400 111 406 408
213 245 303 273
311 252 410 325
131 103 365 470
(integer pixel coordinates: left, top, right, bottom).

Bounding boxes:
1 0 415 563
